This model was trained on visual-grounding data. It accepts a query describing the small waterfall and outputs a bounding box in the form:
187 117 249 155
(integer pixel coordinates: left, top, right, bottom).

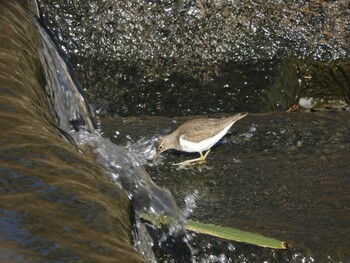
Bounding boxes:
0 1 145 262
72 131 182 222
32 11 183 221
33 17 96 133
30 8 189 262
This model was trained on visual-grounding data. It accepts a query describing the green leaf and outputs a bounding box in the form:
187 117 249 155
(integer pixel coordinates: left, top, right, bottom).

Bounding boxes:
138 212 286 249
185 220 287 249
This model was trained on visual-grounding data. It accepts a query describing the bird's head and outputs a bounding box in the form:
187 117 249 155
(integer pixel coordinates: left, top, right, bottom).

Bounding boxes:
153 136 173 160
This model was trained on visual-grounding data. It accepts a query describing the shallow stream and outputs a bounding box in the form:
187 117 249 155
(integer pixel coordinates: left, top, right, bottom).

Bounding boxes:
1 1 349 262
101 112 350 262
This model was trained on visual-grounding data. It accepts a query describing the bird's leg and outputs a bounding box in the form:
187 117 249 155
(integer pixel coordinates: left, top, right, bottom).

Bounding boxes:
203 149 211 159
173 149 211 167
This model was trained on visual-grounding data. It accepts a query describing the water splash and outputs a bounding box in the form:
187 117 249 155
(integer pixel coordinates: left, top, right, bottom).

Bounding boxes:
132 215 157 263
32 14 192 261
71 131 196 261
183 190 199 219
72 131 182 225
126 135 160 166
201 253 228 263
155 190 199 242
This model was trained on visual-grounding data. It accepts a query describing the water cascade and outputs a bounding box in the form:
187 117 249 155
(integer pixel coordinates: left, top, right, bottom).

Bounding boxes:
0 1 182 261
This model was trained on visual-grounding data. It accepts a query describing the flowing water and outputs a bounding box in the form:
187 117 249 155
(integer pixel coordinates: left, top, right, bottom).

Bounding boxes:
100 113 350 262
35 17 96 133
1 1 157 262
1 1 201 262
1 1 350 262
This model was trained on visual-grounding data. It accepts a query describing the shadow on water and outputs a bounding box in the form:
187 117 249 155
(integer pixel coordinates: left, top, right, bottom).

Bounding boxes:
100 112 350 262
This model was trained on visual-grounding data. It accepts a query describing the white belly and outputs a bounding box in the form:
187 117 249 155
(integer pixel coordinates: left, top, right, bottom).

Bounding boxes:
179 125 231 153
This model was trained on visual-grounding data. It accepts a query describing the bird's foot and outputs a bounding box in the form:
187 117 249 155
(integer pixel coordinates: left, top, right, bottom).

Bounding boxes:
172 150 210 167
172 158 205 167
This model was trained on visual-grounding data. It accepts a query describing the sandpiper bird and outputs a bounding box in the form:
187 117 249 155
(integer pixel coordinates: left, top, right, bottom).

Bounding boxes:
154 112 248 166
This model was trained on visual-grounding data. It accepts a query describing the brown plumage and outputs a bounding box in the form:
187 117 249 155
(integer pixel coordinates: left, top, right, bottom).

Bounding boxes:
154 112 248 165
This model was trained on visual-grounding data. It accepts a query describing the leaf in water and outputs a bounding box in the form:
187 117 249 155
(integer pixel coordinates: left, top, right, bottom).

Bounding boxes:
185 220 287 250
138 212 286 249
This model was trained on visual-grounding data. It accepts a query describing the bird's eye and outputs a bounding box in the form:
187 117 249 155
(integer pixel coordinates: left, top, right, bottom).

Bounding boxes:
158 144 163 150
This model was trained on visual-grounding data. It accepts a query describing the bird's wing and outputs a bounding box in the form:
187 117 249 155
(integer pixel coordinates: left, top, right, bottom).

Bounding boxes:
179 119 229 143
